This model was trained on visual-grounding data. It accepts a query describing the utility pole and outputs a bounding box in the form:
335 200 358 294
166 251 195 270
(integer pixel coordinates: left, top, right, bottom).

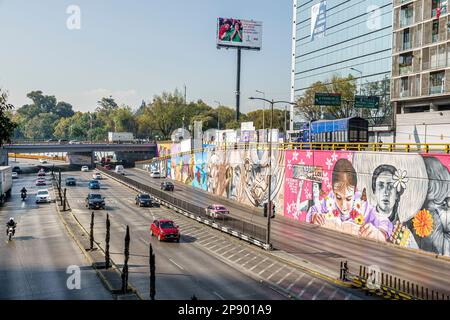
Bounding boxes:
236 48 241 122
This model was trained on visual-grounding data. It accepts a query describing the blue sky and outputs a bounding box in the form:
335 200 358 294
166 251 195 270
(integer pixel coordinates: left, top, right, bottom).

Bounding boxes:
0 0 293 113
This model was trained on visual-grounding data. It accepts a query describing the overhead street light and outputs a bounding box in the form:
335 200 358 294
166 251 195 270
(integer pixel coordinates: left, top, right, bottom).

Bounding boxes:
255 90 266 132
350 67 363 117
248 97 296 248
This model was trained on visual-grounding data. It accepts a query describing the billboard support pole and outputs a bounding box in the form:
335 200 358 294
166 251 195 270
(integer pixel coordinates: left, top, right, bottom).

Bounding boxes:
236 48 241 122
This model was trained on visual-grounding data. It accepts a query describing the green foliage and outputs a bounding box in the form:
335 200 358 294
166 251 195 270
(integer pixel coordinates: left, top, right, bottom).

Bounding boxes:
247 108 289 131
0 90 17 146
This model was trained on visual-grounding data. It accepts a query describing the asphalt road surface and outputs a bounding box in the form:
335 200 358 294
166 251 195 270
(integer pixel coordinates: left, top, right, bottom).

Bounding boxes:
63 169 365 300
126 167 450 296
0 173 112 299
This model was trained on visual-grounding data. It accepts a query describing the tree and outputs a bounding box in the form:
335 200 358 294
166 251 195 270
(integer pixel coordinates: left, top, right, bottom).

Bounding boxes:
55 101 75 118
111 107 136 133
360 76 392 123
0 90 17 145
295 75 357 121
24 113 58 140
146 91 185 139
247 108 290 132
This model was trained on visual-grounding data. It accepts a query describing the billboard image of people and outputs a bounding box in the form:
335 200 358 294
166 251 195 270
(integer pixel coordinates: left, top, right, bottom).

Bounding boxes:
217 18 262 50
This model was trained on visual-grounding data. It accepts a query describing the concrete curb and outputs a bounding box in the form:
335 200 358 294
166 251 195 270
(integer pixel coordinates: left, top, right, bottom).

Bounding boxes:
51 181 142 300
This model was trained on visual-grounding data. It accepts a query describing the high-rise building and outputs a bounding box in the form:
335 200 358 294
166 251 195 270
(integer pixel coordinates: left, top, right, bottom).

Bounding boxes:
391 0 450 143
291 1 393 139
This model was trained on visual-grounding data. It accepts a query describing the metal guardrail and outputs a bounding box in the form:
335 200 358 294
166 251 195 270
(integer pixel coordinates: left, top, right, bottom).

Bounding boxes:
96 165 269 249
339 261 450 300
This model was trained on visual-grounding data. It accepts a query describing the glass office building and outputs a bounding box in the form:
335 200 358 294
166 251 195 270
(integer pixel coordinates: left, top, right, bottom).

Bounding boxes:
291 0 393 121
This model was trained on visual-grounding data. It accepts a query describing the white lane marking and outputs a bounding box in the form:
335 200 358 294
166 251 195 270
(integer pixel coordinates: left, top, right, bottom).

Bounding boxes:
286 274 303 290
267 266 285 281
276 269 294 285
328 288 339 300
234 252 251 264
312 283 326 300
249 258 268 271
169 258 184 271
227 248 246 260
258 262 276 276
213 291 225 300
220 246 237 256
345 293 352 300
298 278 315 298
241 255 259 267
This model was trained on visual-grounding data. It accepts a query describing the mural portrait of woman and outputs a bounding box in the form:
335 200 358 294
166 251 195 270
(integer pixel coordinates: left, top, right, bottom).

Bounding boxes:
413 156 450 256
306 158 393 241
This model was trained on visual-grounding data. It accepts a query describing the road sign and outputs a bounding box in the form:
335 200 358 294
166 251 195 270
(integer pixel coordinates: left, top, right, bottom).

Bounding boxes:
354 95 380 109
314 93 341 106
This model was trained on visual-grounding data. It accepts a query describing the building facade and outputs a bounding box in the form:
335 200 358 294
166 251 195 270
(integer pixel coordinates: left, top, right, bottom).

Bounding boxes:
392 0 450 143
290 1 394 140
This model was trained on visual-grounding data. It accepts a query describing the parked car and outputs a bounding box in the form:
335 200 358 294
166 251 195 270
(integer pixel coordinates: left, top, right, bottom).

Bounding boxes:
12 166 22 174
150 171 161 178
36 178 46 186
65 177 76 186
46 139 58 143
58 139 69 144
150 219 180 242
11 172 18 179
39 158 48 164
160 181 174 191
205 204 230 219
115 165 125 175
92 172 102 180
35 189 51 203
85 193 105 210
69 140 81 144
81 166 89 172
135 193 153 207
88 180 100 189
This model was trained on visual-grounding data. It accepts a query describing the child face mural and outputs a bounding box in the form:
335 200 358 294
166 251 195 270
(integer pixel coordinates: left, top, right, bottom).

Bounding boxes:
333 184 355 216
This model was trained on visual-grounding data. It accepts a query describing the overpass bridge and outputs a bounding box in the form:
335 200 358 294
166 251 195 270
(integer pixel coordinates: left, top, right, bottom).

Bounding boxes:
1 143 158 166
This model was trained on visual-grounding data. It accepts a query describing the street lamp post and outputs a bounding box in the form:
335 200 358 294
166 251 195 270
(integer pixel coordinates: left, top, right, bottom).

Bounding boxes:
214 100 221 130
350 67 363 117
249 97 296 248
256 90 266 135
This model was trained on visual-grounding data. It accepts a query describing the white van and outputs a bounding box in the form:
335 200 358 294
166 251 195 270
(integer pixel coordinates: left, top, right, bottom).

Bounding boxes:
115 165 125 175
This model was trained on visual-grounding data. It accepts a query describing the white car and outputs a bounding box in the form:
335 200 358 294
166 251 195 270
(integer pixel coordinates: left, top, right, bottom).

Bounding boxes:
114 165 125 175
39 158 48 164
35 189 51 203
150 171 161 178
11 172 18 179
81 166 89 172
93 172 102 180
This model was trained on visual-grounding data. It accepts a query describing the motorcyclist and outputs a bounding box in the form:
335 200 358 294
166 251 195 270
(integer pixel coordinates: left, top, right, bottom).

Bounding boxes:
6 217 16 236
20 187 27 200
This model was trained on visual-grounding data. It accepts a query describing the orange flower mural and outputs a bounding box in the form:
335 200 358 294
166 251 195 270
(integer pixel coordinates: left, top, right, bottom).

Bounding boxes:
413 209 434 238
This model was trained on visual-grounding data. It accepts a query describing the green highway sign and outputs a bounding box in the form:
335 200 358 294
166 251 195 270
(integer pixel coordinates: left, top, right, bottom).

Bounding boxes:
314 92 341 106
355 95 380 109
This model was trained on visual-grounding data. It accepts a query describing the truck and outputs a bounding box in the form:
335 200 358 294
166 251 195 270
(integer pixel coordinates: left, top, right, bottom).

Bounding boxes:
0 166 12 205
108 132 134 143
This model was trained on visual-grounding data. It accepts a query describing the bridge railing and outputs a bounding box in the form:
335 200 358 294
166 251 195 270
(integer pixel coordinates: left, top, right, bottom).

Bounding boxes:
137 142 450 164
96 165 267 244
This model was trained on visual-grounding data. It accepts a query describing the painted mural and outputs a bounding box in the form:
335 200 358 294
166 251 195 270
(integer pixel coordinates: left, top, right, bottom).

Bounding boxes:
284 150 450 257
156 145 450 257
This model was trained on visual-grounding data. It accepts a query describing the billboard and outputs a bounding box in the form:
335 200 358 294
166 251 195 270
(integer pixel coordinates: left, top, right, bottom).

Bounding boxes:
217 18 262 50
311 1 326 41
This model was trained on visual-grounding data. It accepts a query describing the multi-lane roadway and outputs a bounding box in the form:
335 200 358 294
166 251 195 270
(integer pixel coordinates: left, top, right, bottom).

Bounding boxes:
0 169 112 299
125 167 450 296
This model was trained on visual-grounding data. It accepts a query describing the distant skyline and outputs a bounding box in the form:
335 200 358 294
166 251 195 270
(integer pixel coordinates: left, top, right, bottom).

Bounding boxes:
0 0 292 113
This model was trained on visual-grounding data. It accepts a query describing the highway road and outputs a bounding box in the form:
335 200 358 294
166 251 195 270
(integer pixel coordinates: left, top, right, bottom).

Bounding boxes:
126 167 450 296
0 172 112 299
63 169 365 300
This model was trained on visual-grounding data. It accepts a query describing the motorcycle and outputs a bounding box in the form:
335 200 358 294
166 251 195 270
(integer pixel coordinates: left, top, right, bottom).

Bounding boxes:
21 192 27 201
7 226 14 241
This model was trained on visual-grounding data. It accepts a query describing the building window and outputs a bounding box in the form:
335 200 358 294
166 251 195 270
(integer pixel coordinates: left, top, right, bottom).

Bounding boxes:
429 71 445 94
399 52 413 75
432 21 439 43
400 4 414 28
403 28 411 51
432 0 448 18
400 77 409 97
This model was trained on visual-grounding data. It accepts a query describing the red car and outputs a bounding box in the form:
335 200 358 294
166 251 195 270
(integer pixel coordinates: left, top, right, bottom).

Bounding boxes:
205 204 230 219
104 164 112 170
150 219 180 242
36 178 46 186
